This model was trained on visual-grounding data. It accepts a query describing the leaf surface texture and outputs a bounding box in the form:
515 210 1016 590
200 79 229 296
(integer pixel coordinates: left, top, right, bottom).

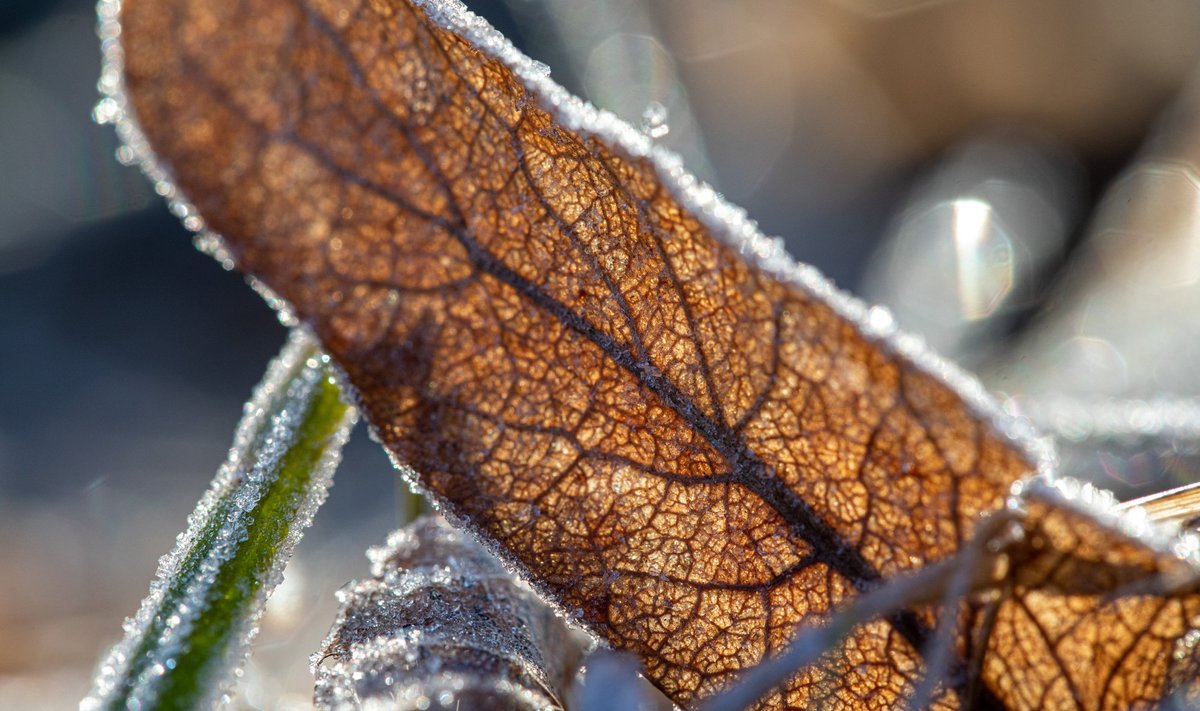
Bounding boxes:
118 0 1055 706
984 484 1200 710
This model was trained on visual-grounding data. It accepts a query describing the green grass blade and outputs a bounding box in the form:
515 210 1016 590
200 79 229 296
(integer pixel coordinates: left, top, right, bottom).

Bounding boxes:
83 329 357 711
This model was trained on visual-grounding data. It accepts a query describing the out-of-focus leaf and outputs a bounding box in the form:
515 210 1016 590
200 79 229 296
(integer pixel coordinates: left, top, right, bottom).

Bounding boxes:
571 649 672 711
980 72 1200 500
314 516 587 710
989 73 1200 405
82 330 357 710
1014 396 1200 502
862 133 1080 365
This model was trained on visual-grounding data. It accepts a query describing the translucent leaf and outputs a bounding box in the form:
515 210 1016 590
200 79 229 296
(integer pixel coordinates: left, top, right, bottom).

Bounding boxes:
82 330 357 710
109 0 1047 705
102 0 1200 708
981 479 1200 709
699 476 1200 710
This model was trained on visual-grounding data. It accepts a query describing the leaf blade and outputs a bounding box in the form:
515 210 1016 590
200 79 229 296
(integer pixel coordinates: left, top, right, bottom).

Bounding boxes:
111 0 1048 706
985 480 1200 709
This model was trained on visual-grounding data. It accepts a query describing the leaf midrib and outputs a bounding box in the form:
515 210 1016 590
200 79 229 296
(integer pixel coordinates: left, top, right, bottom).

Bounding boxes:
294 0 913 611
171 3 1009 705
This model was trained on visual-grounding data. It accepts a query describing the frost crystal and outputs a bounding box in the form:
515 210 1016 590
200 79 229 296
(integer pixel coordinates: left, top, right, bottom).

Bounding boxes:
640 101 670 139
82 329 357 710
314 517 588 710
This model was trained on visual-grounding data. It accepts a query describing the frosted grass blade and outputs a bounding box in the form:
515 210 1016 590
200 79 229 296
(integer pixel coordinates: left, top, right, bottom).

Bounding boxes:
83 329 357 711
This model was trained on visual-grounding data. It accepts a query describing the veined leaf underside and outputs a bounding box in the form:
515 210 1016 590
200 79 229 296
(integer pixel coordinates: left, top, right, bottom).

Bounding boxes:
109 0 1087 707
986 481 1200 710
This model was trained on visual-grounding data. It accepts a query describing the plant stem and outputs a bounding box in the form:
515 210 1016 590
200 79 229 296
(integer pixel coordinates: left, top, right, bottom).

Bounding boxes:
83 330 357 711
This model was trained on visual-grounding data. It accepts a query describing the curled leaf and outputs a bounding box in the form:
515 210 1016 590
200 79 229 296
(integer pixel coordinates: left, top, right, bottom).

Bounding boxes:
314 516 587 710
109 0 1064 707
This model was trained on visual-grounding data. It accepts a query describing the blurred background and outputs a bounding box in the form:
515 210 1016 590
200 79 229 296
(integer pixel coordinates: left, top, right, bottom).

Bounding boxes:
5 0 1200 707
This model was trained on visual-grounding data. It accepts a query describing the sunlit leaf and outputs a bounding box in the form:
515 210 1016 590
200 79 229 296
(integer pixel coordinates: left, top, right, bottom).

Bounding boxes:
984 479 1200 709
696 477 1200 710
100 0 1200 708
112 0 1041 706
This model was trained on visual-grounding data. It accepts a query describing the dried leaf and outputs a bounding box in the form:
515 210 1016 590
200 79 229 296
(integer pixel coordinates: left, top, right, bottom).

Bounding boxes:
112 0 1044 706
108 0 1098 707
1125 481 1200 532
314 516 586 710
695 477 1200 711
983 480 1200 709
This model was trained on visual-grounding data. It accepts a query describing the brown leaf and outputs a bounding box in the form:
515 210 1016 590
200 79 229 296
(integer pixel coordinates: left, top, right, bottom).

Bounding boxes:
113 0 1053 707
314 516 587 710
696 482 1200 711
983 481 1200 710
